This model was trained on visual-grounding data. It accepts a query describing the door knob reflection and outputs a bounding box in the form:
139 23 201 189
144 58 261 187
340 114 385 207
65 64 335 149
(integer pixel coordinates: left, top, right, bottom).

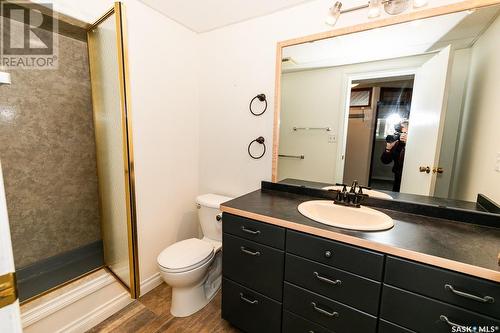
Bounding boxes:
419 166 431 173
433 167 444 174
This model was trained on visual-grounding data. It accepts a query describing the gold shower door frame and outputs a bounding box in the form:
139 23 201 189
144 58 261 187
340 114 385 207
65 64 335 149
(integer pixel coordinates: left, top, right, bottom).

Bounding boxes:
87 2 140 299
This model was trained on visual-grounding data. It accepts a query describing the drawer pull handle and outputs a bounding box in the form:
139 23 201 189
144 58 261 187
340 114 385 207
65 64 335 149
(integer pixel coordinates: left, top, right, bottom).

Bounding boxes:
313 272 342 286
241 226 261 235
439 315 467 330
444 284 495 304
240 293 258 305
311 302 339 318
240 246 261 256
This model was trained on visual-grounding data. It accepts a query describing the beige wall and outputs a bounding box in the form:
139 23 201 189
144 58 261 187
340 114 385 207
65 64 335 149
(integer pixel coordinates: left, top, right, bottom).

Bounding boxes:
278 68 343 183
197 0 460 197
123 0 201 285
453 14 500 203
278 55 430 185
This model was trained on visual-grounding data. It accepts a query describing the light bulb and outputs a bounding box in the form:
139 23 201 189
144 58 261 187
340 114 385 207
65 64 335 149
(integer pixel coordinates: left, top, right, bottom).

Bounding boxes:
368 0 382 18
413 0 428 8
325 2 342 26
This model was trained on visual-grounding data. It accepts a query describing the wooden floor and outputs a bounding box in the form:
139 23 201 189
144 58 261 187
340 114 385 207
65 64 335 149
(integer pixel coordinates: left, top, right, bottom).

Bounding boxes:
87 283 240 333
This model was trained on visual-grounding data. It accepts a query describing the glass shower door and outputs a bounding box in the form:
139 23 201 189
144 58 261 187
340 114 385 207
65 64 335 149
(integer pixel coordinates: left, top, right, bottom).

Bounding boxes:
87 3 139 298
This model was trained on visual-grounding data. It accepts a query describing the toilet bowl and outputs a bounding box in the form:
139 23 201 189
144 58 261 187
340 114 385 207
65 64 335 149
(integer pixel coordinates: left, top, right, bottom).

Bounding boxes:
157 193 232 317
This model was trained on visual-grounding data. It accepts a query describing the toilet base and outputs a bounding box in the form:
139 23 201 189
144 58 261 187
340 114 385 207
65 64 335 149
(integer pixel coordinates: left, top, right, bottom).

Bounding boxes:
169 252 222 317
170 282 217 317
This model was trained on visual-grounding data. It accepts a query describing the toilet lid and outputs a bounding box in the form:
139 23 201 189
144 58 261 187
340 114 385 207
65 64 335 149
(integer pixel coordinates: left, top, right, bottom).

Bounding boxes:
157 238 214 271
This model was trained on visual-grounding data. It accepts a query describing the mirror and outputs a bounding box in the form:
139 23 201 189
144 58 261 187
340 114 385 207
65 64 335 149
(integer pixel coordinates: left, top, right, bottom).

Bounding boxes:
275 4 500 210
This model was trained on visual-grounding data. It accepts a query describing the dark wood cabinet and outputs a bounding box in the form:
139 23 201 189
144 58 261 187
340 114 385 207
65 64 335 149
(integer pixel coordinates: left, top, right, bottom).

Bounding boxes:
223 213 285 249
285 253 381 315
222 233 284 301
221 213 500 333
380 285 500 332
283 282 378 332
287 230 384 281
222 278 282 333
385 256 500 318
282 310 334 333
378 319 416 333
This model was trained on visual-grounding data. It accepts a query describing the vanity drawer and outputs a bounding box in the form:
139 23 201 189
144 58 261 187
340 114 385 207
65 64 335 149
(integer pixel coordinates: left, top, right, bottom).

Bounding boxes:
282 310 333 333
223 233 284 301
223 213 285 249
222 278 282 333
380 284 500 332
385 256 500 318
378 319 415 333
286 230 384 281
283 282 377 333
285 254 381 315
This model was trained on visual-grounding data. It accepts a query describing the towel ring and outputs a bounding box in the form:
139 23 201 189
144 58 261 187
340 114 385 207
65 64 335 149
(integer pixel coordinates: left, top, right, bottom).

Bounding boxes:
249 94 267 116
248 136 266 159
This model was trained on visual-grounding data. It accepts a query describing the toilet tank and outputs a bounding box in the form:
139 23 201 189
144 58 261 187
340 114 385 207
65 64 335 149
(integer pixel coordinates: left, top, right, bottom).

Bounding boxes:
196 194 233 241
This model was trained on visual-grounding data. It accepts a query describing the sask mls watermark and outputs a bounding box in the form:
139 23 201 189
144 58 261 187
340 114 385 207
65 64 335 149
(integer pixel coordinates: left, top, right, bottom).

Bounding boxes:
0 1 58 69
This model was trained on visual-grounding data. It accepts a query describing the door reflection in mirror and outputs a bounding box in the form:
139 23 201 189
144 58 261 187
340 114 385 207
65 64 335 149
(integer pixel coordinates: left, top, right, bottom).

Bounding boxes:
277 4 500 205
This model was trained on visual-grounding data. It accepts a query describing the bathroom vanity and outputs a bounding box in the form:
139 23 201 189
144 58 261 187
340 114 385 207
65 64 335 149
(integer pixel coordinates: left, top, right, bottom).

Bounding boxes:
220 188 500 333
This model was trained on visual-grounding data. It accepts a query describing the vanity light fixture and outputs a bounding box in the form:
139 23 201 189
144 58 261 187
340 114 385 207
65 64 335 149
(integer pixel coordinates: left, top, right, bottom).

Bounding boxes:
368 0 383 18
325 1 342 26
326 0 428 26
413 0 429 9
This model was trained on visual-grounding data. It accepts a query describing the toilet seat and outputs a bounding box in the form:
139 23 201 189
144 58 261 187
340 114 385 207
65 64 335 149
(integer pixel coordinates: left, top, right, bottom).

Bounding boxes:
158 238 214 273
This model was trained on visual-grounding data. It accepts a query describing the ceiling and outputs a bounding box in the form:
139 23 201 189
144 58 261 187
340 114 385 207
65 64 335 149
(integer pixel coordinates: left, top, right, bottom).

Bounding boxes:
138 0 316 33
282 5 500 72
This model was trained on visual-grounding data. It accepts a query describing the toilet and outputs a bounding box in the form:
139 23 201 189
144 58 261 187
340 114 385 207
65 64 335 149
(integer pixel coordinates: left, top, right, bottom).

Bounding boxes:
157 193 232 317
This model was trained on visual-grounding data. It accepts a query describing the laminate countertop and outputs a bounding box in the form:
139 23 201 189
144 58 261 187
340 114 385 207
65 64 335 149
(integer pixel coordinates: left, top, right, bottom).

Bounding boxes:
220 189 500 283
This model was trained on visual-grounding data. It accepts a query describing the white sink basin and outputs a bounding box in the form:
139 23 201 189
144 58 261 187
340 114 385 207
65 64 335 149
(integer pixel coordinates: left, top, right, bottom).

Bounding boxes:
298 200 394 231
322 186 393 200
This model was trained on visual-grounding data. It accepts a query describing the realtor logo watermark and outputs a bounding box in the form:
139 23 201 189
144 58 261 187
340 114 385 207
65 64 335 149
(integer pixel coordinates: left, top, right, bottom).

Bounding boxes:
451 326 500 333
1 1 58 69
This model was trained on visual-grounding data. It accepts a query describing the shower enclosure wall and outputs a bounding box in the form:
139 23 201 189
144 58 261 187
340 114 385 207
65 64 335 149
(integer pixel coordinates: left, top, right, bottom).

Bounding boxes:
0 12 102 302
0 2 139 302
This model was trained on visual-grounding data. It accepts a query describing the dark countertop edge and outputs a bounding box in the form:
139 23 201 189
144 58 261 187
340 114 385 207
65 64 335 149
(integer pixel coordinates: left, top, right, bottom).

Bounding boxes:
264 181 500 229
220 190 500 284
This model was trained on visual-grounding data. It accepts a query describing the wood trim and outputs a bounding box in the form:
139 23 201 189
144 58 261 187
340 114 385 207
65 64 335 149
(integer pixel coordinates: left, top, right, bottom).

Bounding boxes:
271 43 283 182
278 0 500 48
220 205 500 283
271 0 500 182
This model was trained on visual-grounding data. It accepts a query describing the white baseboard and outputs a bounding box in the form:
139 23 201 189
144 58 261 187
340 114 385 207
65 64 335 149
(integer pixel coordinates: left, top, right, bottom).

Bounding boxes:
55 291 131 333
140 272 163 296
21 273 116 328
21 271 165 333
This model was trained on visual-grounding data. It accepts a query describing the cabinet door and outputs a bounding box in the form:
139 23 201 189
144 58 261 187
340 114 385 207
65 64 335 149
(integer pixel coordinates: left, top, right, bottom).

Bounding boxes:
222 278 282 333
385 256 500 318
283 282 377 333
223 233 284 301
380 285 500 332
282 311 333 333
286 230 384 280
285 254 381 315
223 214 285 249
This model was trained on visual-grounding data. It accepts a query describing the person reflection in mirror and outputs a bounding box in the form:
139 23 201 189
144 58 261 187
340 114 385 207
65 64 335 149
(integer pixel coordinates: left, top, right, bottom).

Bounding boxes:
381 120 408 192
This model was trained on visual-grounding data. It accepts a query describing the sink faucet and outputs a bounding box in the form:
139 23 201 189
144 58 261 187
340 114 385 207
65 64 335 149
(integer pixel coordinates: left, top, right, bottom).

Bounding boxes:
334 180 370 208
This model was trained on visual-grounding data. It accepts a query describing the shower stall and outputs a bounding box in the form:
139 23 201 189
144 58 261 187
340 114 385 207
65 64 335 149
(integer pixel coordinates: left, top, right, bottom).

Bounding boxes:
0 2 139 303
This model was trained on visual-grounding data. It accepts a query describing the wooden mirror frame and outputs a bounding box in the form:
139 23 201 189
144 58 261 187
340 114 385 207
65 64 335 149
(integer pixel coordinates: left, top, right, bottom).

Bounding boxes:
271 0 500 182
